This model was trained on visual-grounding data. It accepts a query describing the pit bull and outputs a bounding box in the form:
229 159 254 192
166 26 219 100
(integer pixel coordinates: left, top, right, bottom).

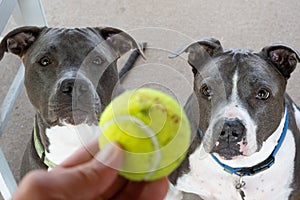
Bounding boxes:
168 38 300 200
0 26 142 178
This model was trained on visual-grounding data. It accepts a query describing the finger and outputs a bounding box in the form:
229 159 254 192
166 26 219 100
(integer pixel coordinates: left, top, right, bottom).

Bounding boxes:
138 177 169 200
14 143 124 200
57 142 124 198
13 170 52 200
114 177 169 200
98 175 128 199
59 139 99 168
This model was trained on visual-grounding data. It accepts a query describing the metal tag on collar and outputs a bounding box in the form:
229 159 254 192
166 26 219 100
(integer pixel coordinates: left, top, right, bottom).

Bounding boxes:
235 176 246 200
235 176 246 190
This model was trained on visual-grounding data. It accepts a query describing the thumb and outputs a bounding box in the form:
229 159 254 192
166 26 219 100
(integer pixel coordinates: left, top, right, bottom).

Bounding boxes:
53 142 124 199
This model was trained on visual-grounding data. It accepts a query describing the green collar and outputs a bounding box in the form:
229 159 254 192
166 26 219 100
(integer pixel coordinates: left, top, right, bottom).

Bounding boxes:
33 119 57 168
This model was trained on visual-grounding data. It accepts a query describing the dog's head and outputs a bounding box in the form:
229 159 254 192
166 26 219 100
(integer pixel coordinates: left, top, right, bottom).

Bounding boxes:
170 38 299 160
0 26 141 126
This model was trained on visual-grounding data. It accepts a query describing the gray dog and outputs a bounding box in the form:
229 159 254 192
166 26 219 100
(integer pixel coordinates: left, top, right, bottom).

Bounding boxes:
167 38 300 200
0 26 142 178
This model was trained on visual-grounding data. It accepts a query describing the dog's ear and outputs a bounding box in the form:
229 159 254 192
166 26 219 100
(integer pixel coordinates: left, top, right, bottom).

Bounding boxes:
169 38 223 74
260 43 300 79
95 27 144 58
0 26 46 61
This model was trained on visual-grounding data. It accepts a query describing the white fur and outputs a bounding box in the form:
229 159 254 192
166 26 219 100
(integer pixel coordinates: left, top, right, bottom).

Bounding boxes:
173 112 296 200
293 103 300 130
231 70 239 104
45 124 99 165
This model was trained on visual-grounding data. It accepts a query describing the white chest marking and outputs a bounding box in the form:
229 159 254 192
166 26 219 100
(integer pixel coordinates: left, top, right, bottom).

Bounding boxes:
175 129 296 200
45 124 100 165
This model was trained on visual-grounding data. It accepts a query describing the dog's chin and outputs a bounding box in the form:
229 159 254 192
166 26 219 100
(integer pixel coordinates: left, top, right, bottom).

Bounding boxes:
207 137 248 160
212 149 243 160
61 113 97 126
46 103 101 125
53 110 98 126
59 116 86 125
209 142 245 160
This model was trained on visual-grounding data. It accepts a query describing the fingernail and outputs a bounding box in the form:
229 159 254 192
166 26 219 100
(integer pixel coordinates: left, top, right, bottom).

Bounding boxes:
95 142 123 170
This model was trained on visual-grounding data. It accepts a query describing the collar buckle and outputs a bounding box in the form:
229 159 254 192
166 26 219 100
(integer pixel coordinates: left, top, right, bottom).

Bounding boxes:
236 155 275 176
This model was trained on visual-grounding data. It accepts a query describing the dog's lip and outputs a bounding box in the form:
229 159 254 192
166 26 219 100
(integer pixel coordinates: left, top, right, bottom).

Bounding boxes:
47 107 100 126
59 108 96 118
211 142 243 160
58 110 98 125
48 97 101 111
56 108 88 116
49 104 100 114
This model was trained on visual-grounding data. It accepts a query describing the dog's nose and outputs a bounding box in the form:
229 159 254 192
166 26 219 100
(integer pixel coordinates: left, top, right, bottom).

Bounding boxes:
59 78 90 96
219 119 245 142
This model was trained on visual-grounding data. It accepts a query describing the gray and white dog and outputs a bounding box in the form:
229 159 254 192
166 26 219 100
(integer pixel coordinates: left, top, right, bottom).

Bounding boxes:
168 38 300 200
0 26 142 178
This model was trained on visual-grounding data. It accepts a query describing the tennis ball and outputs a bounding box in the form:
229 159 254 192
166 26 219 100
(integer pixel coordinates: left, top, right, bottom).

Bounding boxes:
98 88 190 181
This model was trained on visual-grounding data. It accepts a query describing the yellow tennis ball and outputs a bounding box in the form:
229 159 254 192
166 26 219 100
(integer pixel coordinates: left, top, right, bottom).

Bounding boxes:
98 88 190 181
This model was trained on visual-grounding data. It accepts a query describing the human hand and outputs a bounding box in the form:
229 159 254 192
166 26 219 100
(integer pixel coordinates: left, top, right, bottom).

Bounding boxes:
13 140 169 200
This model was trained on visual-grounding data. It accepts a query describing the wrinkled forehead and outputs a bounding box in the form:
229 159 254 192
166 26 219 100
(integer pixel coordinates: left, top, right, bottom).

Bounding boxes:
27 28 116 62
197 50 285 90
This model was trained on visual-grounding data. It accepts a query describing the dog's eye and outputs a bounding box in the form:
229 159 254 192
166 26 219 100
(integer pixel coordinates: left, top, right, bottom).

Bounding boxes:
38 56 52 66
256 88 270 100
200 84 212 98
92 57 102 65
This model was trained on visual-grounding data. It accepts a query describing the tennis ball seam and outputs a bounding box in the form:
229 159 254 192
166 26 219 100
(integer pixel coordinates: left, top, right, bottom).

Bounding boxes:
100 115 161 180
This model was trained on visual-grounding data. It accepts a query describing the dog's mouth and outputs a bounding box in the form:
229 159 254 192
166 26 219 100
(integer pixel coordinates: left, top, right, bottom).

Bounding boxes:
209 135 247 160
60 109 98 125
47 88 101 126
48 105 101 126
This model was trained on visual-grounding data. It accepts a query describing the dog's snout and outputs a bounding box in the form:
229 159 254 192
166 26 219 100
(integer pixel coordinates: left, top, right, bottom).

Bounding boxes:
220 119 245 141
59 78 90 96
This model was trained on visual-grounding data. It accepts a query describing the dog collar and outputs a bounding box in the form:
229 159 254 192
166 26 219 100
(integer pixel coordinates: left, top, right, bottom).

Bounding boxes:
197 106 289 177
33 118 57 168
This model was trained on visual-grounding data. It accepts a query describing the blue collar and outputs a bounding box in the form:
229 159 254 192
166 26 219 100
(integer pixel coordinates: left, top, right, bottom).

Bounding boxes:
198 107 289 177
